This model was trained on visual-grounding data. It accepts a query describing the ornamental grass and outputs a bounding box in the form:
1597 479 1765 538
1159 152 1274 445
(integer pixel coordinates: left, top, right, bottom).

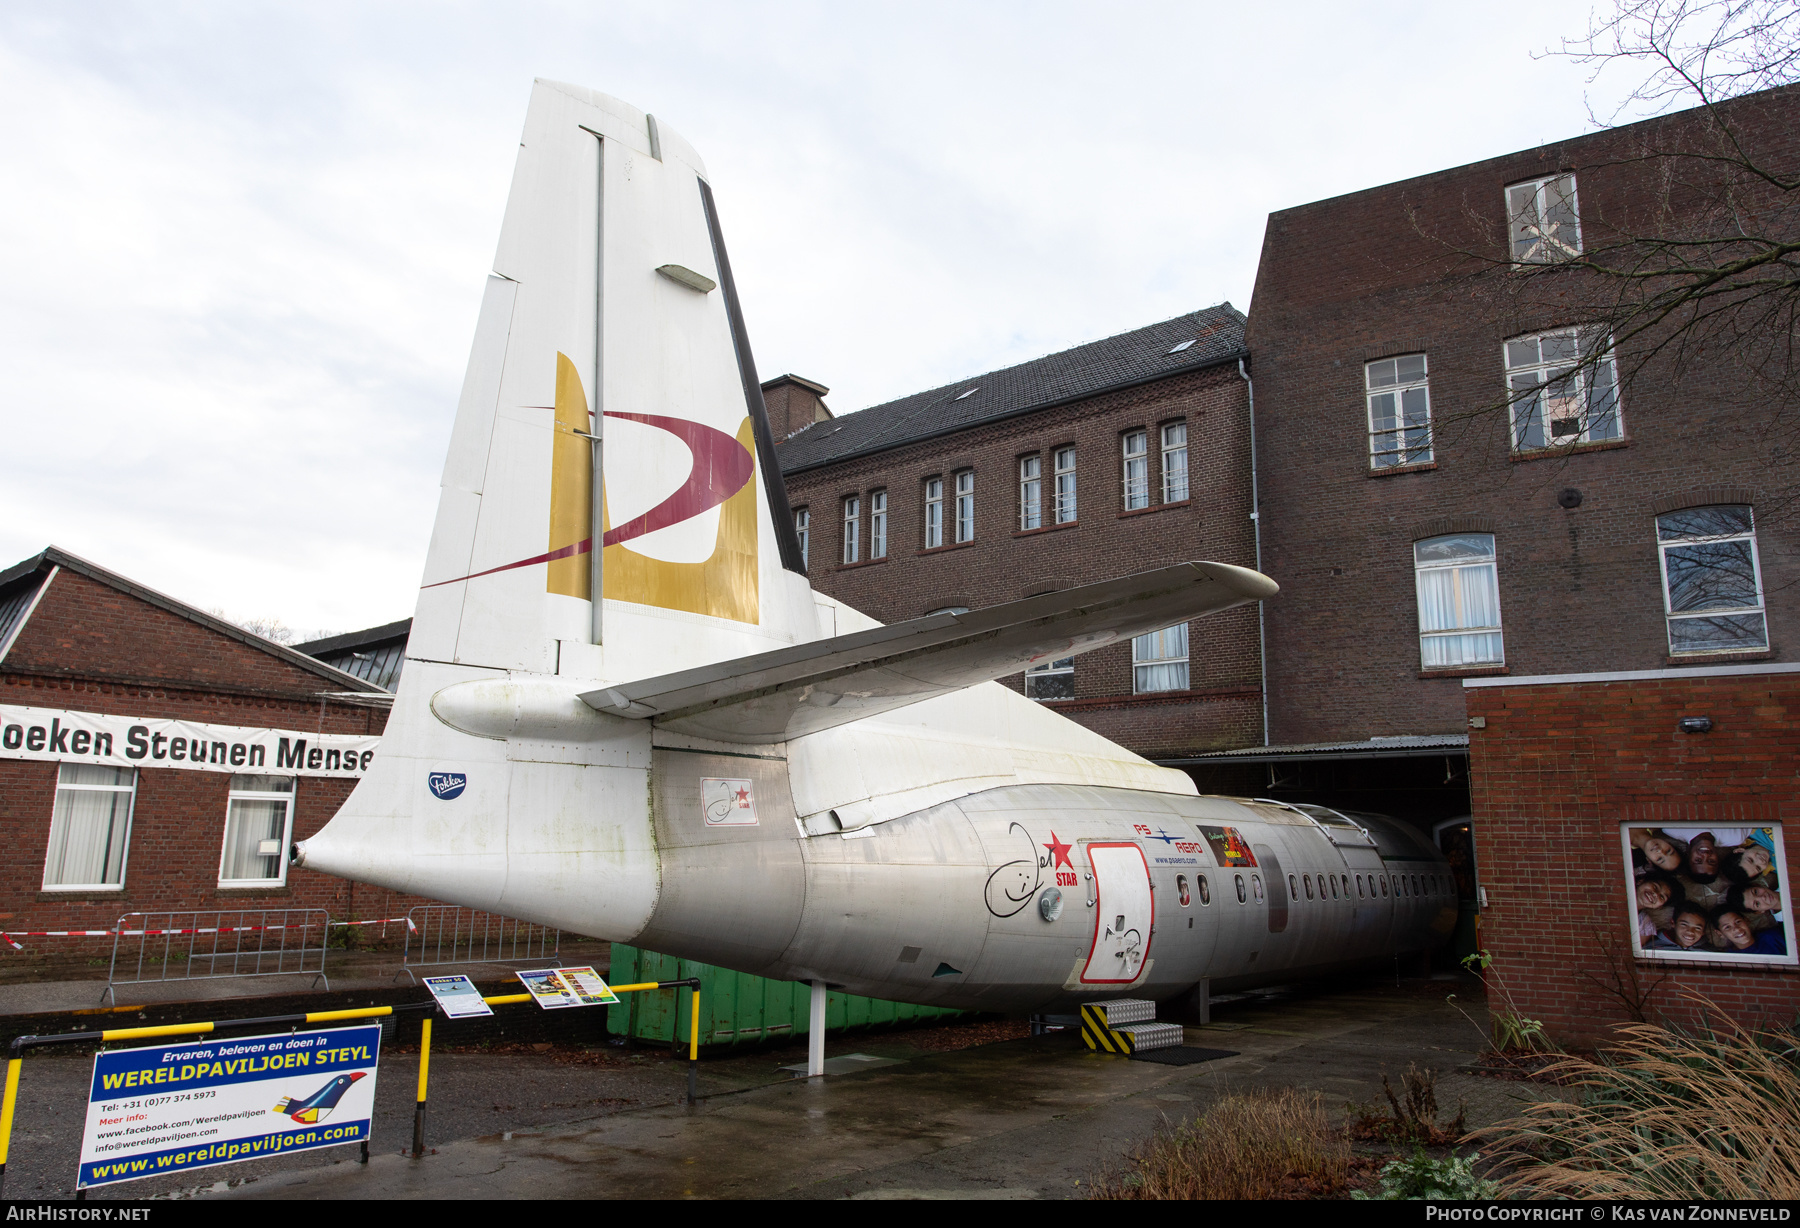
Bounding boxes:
1473 999 1800 1200
1087 1088 1352 1200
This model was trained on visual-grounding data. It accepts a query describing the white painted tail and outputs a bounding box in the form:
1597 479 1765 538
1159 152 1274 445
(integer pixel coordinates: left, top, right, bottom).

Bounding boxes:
410 80 821 690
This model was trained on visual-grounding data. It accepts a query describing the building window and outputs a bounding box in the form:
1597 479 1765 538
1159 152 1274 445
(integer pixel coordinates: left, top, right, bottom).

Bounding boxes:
1366 355 1432 468
1025 657 1075 700
1504 328 1622 450
1160 425 1188 502
1506 173 1581 263
794 508 809 570
1132 623 1189 692
924 478 943 549
43 764 137 890
1054 447 1077 523
954 470 975 543
842 495 860 564
219 774 296 886
1020 455 1042 530
869 490 887 559
1414 534 1503 669
1657 505 1768 654
1122 431 1149 510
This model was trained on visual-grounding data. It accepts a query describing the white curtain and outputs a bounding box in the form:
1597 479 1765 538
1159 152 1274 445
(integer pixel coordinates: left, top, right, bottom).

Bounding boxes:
46 787 131 886
1133 624 1190 692
221 797 288 881
1417 562 1501 668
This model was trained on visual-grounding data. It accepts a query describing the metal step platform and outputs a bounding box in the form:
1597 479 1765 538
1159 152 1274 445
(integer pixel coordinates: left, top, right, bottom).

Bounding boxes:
1079 999 1181 1053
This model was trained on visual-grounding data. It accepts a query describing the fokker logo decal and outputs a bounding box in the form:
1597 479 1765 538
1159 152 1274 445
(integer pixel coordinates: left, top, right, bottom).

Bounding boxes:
428 772 467 800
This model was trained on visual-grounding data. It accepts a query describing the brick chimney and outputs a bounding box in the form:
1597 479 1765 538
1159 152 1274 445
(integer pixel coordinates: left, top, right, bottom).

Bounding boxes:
760 374 833 439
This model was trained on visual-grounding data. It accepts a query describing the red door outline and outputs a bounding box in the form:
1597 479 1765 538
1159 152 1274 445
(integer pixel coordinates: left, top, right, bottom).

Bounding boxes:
1080 841 1155 985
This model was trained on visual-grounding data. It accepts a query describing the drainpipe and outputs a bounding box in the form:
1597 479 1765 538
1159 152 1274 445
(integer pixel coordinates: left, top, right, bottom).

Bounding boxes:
1238 357 1268 747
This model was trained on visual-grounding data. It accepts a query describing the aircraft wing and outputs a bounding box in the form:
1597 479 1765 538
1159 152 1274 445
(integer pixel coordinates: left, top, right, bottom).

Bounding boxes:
579 560 1275 743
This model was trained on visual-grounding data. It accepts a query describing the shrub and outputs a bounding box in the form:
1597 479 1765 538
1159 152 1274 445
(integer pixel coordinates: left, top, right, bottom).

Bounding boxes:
1087 1088 1351 1200
1352 1148 1502 1200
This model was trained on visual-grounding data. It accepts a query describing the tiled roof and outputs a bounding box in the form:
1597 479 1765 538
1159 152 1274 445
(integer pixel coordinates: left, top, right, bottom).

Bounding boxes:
776 304 1246 473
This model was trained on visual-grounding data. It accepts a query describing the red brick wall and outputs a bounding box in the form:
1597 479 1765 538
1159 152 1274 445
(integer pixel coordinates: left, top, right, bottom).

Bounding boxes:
1466 668 1800 1044
1245 87 1800 748
0 570 441 969
780 361 1263 756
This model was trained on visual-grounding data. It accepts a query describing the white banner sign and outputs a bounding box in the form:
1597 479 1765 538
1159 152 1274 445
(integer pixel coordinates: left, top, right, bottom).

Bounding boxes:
78 1025 380 1188
0 704 380 779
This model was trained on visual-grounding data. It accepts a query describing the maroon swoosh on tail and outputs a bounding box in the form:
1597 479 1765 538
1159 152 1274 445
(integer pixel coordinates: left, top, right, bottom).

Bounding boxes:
420 540 589 589
600 411 754 547
418 412 751 589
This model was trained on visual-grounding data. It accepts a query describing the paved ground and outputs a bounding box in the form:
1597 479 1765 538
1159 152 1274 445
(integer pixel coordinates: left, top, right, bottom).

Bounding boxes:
9 972 1549 1201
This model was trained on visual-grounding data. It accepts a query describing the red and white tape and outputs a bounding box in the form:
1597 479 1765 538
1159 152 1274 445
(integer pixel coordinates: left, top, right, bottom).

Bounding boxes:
1 916 416 951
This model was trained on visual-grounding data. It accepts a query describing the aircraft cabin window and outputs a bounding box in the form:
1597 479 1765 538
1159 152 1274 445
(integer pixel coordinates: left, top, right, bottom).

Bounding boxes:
1197 874 1211 905
1356 874 1365 898
1252 875 1264 903
1380 876 1389 898
1234 874 1246 903
1176 874 1191 906
1330 875 1340 899
1288 873 1298 900
1303 875 1314 900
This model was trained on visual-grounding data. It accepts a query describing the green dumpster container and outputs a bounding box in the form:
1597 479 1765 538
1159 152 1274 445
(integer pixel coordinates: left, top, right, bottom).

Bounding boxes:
607 944 962 1047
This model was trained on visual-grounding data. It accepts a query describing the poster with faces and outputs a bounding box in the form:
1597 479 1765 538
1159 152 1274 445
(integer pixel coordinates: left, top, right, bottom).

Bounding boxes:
1623 824 1796 967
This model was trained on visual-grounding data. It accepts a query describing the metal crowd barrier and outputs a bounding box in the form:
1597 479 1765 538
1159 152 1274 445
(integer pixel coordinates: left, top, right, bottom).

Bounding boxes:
103 908 333 1004
396 906 560 983
0 978 703 1198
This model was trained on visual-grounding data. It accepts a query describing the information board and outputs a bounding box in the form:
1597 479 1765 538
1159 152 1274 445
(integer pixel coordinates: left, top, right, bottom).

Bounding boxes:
78 1025 381 1189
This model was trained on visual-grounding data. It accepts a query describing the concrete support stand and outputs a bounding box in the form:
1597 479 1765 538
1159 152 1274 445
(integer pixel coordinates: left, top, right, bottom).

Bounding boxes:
1194 977 1211 1026
808 979 827 1077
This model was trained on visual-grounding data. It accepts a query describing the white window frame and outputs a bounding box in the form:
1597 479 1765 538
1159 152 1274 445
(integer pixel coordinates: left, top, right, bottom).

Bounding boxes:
869 489 887 559
1504 327 1623 451
1656 505 1769 655
1025 656 1075 701
1506 173 1582 264
1053 446 1077 523
1365 355 1433 469
794 507 810 570
954 470 975 543
842 495 860 564
1414 534 1504 669
42 764 137 891
1122 431 1149 510
1132 623 1189 693
217 774 297 888
1160 424 1188 502
1019 455 1042 530
924 478 944 549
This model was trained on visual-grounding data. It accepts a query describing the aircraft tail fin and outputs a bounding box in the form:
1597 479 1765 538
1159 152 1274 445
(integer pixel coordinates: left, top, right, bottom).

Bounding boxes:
407 80 818 688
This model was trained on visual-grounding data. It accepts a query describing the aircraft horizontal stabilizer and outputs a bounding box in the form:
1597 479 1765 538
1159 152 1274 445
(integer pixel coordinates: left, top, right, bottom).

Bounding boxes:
580 561 1275 743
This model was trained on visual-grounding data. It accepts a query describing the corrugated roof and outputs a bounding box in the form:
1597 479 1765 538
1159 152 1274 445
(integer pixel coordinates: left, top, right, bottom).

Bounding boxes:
777 304 1246 474
1161 734 1470 765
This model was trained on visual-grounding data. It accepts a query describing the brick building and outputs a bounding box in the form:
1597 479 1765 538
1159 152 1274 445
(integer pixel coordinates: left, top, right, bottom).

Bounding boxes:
1465 663 1800 1043
1171 86 1800 827
776 305 1265 758
0 546 418 973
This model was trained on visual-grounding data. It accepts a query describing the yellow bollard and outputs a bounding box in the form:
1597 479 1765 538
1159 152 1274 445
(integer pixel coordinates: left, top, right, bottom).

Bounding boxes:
687 986 700 1104
413 1017 432 1157
0 1055 22 1196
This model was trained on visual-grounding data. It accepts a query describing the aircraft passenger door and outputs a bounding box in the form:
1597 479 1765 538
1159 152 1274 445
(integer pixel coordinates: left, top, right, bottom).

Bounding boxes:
1081 843 1154 985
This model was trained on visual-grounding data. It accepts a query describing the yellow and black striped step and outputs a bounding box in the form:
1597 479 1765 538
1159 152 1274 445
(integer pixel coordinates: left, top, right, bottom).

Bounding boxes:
1080 1000 1182 1053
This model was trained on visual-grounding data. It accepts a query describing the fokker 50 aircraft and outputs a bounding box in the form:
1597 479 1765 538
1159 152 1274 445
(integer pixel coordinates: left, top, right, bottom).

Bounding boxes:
297 81 1452 1013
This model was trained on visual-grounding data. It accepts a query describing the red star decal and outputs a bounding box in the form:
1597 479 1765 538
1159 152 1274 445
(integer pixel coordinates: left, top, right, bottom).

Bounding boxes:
734 786 751 805
1044 832 1074 871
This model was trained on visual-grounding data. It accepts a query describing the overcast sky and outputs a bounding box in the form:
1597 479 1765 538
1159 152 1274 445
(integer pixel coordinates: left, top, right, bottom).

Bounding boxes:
0 1 1644 637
